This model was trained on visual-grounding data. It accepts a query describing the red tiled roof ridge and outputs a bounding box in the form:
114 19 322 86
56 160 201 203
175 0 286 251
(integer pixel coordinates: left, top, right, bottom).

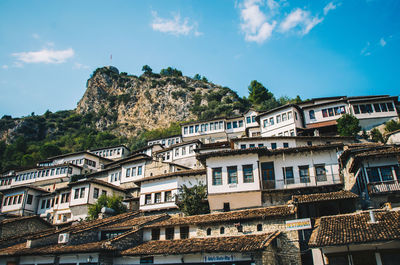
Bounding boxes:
292 190 358 204
145 205 295 227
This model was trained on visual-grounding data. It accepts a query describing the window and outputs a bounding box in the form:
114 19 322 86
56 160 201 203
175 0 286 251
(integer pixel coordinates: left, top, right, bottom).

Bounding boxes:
189 145 194 154
240 144 246 149
219 121 223 130
258 144 264 147
223 202 230 212
288 111 292 120
189 126 194 134
145 194 152 204
238 120 243 127
74 188 79 199
126 168 131 177
165 191 173 202
227 122 232 129
151 229 160 240
380 103 388 112
315 164 327 182
283 142 289 148
212 168 222 185
182 147 186 155
210 122 214 131
12 196 17 205
322 109 328 117
79 188 85 198
206 228 211 236
41 199 46 209
93 188 99 199
233 121 238 128
155 193 161 203
246 117 251 123
309 110 315 120
195 125 199 132
257 224 263 231
366 167 380 183
17 195 22 204
373 103 381 112
165 227 174 240
227 166 238 184
282 113 287 121
269 117 274 125
271 143 277 150
180 226 189 239
299 166 310 183
132 167 136 177
380 166 394 181
140 257 154 264
353 105 360 114
387 102 394 111
25 194 32 205
184 127 188 135
307 141 312 146
276 115 281 123
220 227 225 234
252 116 256 123
175 149 179 157
263 119 268 127
243 165 254 183
283 167 294 184
138 166 142 175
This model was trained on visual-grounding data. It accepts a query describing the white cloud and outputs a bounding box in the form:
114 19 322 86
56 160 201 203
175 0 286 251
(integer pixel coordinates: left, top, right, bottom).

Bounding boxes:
239 0 277 43
12 48 74 64
32 33 40 39
323 2 337 15
151 12 201 36
266 0 279 10
379 38 386 47
1 65 8 69
361 41 371 56
280 8 323 35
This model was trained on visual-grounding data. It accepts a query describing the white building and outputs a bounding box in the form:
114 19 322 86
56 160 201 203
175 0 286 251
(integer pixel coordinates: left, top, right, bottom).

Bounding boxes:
198 144 344 211
135 169 206 213
1 186 49 216
90 145 131 160
257 104 304 137
147 135 182 148
154 140 202 169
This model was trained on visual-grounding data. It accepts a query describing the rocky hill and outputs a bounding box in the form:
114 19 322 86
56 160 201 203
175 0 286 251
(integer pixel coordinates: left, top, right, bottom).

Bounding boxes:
76 66 248 137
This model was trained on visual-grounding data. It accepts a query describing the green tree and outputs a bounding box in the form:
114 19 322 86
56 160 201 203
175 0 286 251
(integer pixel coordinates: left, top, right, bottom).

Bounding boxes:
370 128 384 143
142 65 153 74
247 80 279 110
384 120 400 133
88 194 127 220
176 182 210 216
337 114 361 137
160 67 182 77
193 74 201 80
39 143 61 158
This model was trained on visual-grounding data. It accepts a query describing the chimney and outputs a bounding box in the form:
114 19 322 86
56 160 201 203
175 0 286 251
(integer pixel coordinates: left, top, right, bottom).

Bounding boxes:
369 208 377 223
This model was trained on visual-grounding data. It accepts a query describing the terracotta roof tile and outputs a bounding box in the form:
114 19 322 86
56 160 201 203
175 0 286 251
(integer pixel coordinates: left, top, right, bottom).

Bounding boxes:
145 205 295 228
104 214 168 229
309 210 400 247
292 191 358 204
121 231 280 256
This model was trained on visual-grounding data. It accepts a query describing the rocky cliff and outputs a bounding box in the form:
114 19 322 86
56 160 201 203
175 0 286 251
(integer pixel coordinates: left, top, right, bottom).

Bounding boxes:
76 66 248 137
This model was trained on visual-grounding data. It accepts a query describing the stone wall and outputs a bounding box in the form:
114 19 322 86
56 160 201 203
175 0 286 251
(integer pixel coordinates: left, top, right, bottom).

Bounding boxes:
197 218 301 265
1 218 52 239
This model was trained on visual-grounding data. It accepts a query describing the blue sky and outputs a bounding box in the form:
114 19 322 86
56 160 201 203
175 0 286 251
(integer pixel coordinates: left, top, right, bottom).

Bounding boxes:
0 0 399 118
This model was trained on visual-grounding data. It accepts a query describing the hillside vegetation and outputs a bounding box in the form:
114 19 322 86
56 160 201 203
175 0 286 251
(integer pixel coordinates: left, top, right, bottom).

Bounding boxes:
0 65 300 172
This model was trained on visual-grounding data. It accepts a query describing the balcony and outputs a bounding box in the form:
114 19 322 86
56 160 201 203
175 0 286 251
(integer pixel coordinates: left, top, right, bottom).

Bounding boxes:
262 174 343 190
368 180 400 194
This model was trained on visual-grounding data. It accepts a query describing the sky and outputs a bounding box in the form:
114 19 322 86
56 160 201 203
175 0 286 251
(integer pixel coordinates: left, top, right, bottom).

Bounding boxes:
0 0 399 118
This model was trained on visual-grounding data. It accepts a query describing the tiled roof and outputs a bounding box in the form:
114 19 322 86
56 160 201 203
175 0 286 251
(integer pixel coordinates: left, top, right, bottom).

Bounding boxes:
121 231 280 256
154 140 201 153
134 169 206 183
145 205 295 228
309 210 400 247
104 153 152 169
348 146 400 172
230 136 354 142
197 144 343 161
28 211 140 239
0 215 52 227
90 144 130 152
104 214 168 229
292 191 358 204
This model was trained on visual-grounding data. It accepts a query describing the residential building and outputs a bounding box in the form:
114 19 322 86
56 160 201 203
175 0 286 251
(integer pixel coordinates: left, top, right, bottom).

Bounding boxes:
147 135 182 147
257 104 304 137
48 151 112 172
339 145 400 208
1 186 49 216
134 169 206 213
197 144 345 211
154 140 202 169
90 145 131 160
309 209 400 265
